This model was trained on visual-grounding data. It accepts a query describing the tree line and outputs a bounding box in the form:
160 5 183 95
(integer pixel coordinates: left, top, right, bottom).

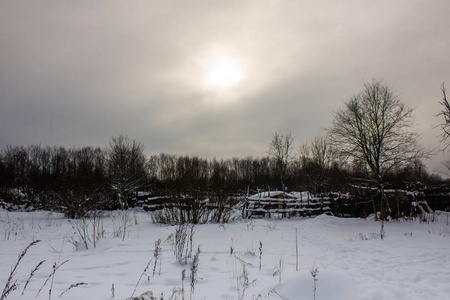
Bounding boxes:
0 136 440 217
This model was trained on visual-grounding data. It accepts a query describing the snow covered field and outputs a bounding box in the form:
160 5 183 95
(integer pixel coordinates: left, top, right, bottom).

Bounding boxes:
1 209 450 300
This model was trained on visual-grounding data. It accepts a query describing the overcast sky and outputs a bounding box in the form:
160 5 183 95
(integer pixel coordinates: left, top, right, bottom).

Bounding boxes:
1 0 449 175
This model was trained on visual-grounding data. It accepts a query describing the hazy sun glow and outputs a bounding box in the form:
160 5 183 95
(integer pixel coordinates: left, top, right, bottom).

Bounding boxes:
206 58 242 88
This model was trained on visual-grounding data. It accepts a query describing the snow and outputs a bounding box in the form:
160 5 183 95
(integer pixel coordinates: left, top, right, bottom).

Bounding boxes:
1 209 450 300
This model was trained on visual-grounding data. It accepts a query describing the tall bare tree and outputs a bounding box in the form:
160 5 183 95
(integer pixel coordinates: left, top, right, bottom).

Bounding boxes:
328 80 425 219
268 130 295 191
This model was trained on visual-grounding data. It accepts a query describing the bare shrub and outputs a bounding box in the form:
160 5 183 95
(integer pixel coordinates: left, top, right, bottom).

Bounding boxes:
167 224 195 265
69 218 91 249
150 201 231 225
69 211 105 249
111 211 132 239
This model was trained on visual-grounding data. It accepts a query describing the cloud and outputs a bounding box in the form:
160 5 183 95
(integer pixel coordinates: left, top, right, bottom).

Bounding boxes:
1 0 449 175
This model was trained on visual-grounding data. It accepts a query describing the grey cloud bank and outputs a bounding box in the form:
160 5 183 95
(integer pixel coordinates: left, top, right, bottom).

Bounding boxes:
1 0 449 175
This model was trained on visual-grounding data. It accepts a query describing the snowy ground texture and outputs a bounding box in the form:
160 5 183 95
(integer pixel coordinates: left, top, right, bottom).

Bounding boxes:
1 209 450 300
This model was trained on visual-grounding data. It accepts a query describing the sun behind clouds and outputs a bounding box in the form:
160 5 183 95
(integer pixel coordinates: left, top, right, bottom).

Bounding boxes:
206 58 242 88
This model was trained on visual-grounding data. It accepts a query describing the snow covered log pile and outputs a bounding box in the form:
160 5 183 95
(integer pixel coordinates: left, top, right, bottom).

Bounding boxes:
243 191 331 218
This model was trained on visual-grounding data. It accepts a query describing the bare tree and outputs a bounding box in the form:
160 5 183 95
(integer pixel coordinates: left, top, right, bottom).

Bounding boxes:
299 136 337 170
328 80 425 219
437 83 450 172
299 136 338 195
268 130 295 191
438 82 450 147
108 135 147 210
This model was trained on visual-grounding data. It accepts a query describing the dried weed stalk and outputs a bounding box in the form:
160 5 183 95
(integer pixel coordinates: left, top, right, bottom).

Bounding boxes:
1 240 40 300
